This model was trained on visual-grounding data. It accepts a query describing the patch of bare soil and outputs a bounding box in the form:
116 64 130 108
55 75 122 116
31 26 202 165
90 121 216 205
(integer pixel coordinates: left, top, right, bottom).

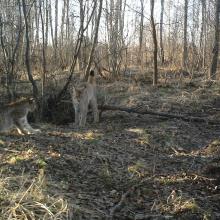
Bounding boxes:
1 79 220 219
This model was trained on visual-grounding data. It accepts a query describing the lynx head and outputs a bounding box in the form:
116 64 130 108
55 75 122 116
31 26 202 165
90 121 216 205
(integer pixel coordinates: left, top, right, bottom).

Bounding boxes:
88 70 96 84
27 98 37 112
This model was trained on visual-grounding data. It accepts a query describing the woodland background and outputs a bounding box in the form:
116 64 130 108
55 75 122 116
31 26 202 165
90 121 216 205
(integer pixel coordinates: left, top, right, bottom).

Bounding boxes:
0 0 219 106
0 0 220 219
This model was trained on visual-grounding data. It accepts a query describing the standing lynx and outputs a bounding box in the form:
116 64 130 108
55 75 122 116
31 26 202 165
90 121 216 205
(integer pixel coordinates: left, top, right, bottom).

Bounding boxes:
70 70 99 127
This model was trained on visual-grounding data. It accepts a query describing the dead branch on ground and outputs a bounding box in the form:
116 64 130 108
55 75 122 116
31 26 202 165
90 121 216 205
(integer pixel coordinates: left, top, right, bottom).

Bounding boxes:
99 105 219 125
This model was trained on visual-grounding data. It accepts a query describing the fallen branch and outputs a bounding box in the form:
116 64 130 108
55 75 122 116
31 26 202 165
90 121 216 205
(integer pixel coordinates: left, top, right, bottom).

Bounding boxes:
61 100 219 124
99 105 219 124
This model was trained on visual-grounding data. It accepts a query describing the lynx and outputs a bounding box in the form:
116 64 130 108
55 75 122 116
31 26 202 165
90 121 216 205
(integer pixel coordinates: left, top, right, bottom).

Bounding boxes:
70 70 99 127
0 98 41 135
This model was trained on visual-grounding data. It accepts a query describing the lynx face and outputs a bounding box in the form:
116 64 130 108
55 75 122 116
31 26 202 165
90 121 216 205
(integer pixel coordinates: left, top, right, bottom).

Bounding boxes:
27 98 37 112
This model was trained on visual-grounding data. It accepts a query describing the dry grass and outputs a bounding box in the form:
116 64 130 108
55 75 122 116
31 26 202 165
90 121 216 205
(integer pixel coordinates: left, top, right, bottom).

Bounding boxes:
0 170 69 220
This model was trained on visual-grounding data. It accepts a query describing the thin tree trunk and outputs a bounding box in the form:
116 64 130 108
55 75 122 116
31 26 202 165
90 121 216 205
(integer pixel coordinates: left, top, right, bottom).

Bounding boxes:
182 0 188 69
168 1 171 62
39 0 47 91
54 0 58 60
60 0 66 48
57 1 97 100
160 0 165 64
22 0 38 99
66 0 70 43
34 1 39 50
209 0 220 79
0 15 12 98
199 0 206 67
39 0 47 116
150 0 158 86
56 28 84 100
85 0 103 80
10 0 23 99
49 0 55 51
138 0 144 70
45 0 49 48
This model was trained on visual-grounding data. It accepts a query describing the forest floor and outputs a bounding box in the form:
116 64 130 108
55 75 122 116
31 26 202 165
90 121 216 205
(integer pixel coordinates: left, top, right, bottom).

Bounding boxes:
1 76 220 219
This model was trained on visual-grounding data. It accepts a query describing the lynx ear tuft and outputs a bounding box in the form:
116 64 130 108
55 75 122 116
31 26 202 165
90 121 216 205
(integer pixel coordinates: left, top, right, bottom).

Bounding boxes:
90 70 95 76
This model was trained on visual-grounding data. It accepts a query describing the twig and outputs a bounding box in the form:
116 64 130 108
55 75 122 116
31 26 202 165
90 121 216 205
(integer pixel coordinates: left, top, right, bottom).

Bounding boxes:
108 189 131 219
108 177 155 220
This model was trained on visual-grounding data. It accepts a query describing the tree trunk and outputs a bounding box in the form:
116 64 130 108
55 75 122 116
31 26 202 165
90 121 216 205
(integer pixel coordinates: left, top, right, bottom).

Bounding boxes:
138 0 144 71
150 0 158 86
60 0 66 48
45 0 49 48
85 0 103 80
106 0 124 78
34 1 39 50
66 0 70 43
49 0 55 52
39 0 47 95
39 0 47 117
182 0 188 69
160 0 165 64
57 0 97 100
209 0 220 80
54 0 58 61
21 0 39 99
10 0 23 99
199 0 206 68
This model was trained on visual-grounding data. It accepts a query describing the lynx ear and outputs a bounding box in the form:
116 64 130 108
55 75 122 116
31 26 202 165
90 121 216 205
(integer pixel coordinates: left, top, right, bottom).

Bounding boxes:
90 70 95 76
28 97 35 104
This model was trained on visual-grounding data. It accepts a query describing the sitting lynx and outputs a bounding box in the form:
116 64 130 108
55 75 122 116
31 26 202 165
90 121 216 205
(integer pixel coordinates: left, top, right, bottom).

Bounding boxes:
0 98 41 135
70 70 99 127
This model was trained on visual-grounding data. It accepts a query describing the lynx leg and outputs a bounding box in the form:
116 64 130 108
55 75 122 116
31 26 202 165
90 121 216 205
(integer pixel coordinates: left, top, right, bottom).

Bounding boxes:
74 103 79 125
72 99 79 125
79 103 88 127
14 119 27 135
17 117 41 134
71 86 81 125
72 97 80 124
90 97 99 123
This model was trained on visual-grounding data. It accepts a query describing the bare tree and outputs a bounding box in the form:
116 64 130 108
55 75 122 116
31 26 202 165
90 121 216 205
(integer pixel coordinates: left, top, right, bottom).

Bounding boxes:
106 0 126 77
66 0 70 43
0 0 219 107
209 0 220 79
150 0 158 86
160 0 165 64
0 0 24 99
45 0 49 48
182 0 188 69
21 0 38 99
48 0 55 53
54 0 58 60
34 1 39 51
199 0 207 68
60 0 66 48
138 0 144 72
85 0 103 80
57 0 97 100
39 0 47 100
